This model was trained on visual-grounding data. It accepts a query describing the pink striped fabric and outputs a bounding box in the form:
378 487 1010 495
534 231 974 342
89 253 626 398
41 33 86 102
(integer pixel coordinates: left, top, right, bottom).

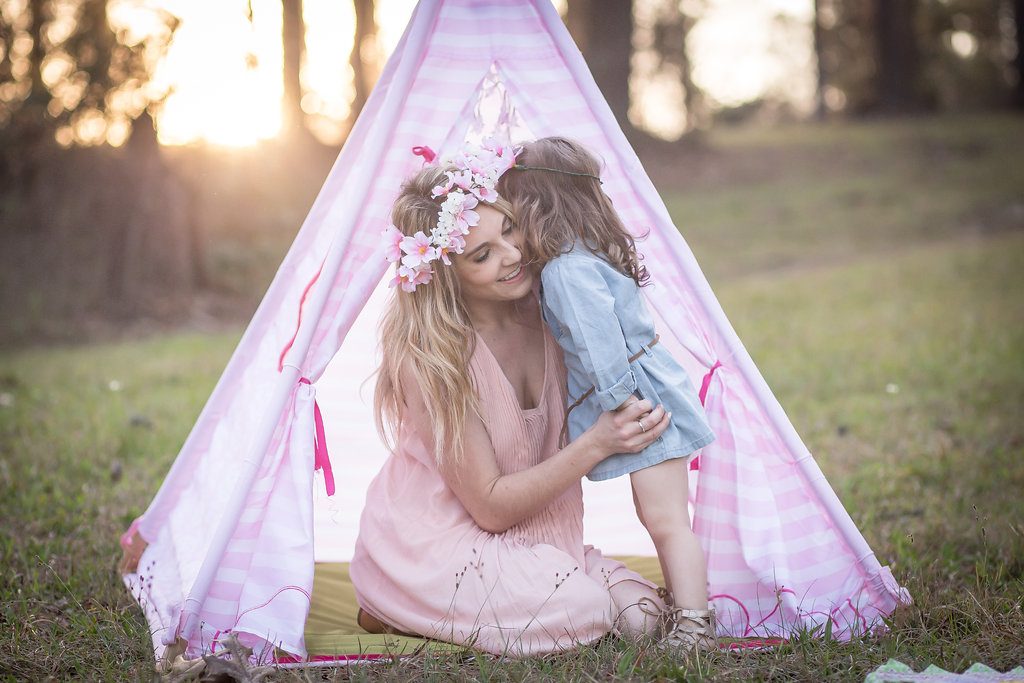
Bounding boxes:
121 0 909 662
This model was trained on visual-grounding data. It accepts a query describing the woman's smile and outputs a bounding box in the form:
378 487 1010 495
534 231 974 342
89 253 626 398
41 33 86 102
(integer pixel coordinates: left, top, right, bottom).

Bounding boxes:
497 263 524 283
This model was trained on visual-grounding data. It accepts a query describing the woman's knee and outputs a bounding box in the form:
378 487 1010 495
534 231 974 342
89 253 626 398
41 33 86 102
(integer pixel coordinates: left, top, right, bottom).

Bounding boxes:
609 579 663 638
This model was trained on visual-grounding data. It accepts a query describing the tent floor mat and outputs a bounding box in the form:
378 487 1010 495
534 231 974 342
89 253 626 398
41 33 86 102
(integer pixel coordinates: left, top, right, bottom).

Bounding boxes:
303 556 665 656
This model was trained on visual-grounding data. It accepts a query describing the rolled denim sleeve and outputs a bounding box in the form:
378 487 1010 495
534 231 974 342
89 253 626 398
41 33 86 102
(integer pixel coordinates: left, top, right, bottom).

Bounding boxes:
541 257 636 411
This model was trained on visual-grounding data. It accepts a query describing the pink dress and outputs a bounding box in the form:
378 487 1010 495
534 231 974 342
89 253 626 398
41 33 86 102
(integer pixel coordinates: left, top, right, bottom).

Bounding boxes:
349 320 657 655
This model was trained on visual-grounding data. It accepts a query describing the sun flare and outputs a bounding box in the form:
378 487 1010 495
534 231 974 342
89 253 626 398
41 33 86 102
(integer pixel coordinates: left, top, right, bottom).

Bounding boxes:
136 0 811 147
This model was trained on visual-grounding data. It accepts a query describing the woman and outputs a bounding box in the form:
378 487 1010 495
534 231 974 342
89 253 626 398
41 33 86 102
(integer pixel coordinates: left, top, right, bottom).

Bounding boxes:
349 146 672 656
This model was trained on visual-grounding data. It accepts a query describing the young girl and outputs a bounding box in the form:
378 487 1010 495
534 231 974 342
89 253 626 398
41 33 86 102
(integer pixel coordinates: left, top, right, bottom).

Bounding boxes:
498 136 718 651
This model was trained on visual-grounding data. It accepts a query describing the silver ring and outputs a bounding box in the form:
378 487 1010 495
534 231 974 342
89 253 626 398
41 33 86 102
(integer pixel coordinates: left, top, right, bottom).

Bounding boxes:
637 419 647 433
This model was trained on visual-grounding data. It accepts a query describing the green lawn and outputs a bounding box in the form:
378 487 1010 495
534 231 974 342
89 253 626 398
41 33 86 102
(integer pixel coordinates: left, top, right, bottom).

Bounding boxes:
1 115 1022 680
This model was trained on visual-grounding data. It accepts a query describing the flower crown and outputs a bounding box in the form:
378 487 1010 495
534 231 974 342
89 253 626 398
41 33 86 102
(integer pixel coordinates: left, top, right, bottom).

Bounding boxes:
382 140 518 293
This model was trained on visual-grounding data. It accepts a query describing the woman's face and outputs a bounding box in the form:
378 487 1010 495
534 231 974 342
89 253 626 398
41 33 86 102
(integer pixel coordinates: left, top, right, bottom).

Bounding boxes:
453 203 534 305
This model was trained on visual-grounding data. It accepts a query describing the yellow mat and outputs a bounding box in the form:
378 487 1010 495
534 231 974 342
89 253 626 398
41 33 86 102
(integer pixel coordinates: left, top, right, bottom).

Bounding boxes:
304 557 664 656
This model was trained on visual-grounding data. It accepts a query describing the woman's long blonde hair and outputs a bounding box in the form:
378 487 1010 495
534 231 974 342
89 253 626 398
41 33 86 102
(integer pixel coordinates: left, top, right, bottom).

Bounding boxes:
497 136 649 287
374 164 515 466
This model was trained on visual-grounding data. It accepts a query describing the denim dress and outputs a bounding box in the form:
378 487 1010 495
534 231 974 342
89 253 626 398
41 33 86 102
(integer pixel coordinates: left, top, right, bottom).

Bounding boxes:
539 241 716 481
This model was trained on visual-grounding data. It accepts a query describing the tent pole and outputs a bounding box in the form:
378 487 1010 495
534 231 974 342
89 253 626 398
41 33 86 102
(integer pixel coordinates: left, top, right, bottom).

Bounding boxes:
530 0 886 583
175 0 443 650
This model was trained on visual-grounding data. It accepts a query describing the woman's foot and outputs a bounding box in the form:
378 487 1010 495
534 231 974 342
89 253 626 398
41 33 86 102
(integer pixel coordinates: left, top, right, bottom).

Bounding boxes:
357 607 388 634
357 607 419 638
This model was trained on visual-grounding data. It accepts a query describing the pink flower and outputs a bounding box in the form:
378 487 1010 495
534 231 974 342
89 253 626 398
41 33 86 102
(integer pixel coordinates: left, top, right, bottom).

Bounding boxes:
400 231 437 268
389 264 432 292
449 169 474 192
430 177 453 198
456 208 479 233
409 265 433 288
451 194 480 233
381 225 404 263
473 185 498 203
494 146 516 173
448 232 466 253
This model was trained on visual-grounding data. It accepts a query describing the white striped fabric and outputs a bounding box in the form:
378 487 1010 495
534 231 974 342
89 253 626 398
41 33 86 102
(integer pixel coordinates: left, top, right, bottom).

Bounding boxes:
122 0 909 662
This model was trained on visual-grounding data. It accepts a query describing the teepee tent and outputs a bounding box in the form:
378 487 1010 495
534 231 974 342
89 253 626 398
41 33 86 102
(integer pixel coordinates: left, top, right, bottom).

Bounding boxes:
120 0 909 665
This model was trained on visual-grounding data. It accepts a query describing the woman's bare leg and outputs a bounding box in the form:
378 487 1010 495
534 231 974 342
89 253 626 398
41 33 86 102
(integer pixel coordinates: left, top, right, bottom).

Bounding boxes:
629 457 708 610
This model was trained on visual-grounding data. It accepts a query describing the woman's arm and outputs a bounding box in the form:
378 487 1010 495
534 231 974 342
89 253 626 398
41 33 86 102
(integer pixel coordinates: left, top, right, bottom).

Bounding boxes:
438 396 670 534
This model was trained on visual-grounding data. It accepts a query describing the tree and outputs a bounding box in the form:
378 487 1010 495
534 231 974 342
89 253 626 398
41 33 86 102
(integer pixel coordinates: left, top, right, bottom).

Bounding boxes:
0 1 192 332
347 0 378 132
653 0 705 131
566 0 634 134
813 0 900 115
1016 0 1024 107
281 0 307 138
874 0 928 112
0 0 177 177
813 0 828 118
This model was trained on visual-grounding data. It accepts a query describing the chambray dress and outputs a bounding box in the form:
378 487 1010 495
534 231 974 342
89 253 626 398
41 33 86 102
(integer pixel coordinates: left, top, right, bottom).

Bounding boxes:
540 240 715 481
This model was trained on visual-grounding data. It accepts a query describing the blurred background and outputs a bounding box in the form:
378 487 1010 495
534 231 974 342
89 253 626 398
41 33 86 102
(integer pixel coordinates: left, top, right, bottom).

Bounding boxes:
0 0 1021 345
2 5 1023 676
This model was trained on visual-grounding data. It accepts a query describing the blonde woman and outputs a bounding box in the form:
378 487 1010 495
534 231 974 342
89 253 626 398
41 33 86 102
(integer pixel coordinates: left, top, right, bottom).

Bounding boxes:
349 144 671 655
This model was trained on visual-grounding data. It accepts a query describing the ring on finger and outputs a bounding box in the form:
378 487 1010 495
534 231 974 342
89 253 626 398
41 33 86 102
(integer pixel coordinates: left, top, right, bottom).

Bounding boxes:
637 418 647 433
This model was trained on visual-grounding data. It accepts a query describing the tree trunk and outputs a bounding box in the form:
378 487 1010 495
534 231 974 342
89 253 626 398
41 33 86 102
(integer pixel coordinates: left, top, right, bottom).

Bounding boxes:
567 0 634 133
347 0 377 132
105 112 194 316
564 0 589 54
677 10 702 130
1015 0 1024 107
874 0 927 112
813 0 828 118
27 0 48 107
5 0 54 226
282 0 306 137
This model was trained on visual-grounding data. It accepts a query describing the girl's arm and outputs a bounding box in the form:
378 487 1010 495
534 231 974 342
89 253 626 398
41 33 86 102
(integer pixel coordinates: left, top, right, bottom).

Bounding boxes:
541 256 637 411
439 398 670 533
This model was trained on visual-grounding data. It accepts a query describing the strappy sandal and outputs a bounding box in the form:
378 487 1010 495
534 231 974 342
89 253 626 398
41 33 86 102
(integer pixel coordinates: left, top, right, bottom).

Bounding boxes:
662 606 718 653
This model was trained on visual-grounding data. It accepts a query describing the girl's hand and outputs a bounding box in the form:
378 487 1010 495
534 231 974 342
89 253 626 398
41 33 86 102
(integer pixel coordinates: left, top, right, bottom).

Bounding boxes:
585 399 671 460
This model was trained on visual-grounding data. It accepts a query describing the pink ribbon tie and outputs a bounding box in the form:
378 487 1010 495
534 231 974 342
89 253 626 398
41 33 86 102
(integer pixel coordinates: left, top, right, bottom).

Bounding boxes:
691 360 722 471
698 360 722 406
299 377 335 496
412 145 436 163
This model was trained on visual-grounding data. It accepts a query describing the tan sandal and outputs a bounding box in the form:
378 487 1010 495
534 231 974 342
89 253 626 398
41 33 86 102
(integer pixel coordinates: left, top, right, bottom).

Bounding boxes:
662 607 718 653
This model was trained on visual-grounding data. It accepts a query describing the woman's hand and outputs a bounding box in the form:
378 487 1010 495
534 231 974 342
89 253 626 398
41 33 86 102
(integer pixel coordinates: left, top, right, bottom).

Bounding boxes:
585 398 670 460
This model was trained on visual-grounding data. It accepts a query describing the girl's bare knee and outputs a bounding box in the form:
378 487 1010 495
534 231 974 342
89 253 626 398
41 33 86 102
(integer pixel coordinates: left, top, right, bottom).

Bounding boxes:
636 501 691 542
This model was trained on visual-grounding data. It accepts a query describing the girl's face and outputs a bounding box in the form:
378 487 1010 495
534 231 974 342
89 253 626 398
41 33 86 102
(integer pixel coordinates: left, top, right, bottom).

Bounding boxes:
453 204 534 305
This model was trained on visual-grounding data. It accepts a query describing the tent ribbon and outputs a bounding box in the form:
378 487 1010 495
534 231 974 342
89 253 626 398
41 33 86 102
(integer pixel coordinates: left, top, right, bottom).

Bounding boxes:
299 377 335 496
690 360 723 471
698 360 722 406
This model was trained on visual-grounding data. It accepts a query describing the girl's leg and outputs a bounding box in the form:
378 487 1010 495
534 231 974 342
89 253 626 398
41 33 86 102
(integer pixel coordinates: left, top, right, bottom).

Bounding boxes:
631 484 672 599
629 457 708 610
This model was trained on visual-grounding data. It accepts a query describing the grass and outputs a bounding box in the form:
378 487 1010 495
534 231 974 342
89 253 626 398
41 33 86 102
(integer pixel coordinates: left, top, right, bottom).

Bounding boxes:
1 114 1023 680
